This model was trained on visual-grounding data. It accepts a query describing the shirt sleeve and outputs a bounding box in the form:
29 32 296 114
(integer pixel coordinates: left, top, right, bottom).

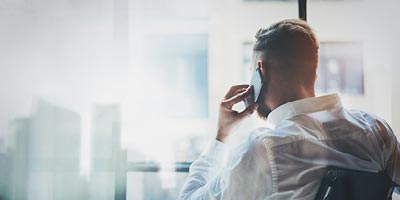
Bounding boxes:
178 136 273 200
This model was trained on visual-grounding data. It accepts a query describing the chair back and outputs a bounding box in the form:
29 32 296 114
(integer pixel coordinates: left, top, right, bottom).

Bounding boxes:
314 167 397 200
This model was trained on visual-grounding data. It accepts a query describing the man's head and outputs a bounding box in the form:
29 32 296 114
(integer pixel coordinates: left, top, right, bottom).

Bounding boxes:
253 19 319 119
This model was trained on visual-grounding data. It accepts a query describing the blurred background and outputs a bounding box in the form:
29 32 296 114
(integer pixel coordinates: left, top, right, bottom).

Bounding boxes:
1 0 400 199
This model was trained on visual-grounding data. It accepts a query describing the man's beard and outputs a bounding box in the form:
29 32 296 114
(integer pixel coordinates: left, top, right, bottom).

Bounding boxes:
256 87 271 120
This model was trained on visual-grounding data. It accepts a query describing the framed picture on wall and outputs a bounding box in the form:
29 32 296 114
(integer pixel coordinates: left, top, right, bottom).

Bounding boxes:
316 41 364 95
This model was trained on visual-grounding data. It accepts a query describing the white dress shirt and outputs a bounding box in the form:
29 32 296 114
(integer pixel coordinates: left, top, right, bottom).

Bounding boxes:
178 94 400 200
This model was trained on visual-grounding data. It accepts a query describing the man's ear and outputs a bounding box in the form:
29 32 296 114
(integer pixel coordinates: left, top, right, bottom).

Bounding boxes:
257 60 263 69
257 60 267 80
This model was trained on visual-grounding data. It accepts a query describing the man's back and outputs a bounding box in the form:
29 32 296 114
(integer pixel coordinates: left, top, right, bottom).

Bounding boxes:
251 94 395 199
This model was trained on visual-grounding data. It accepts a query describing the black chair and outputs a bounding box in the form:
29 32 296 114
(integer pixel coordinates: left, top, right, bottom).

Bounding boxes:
314 167 398 200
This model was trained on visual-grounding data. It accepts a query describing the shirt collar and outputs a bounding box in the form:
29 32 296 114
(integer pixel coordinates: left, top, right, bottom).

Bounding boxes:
266 93 343 128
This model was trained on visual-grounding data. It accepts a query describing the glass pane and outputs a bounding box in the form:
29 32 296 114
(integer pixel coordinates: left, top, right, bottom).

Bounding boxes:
142 34 209 119
127 172 188 200
243 42 254 82
143 0 209 20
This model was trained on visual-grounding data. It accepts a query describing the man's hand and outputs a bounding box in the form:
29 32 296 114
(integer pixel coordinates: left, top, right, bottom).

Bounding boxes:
216 85 259 143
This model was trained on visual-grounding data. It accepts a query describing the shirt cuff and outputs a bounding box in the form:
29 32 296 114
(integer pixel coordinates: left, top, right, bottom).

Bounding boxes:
201 139 228 163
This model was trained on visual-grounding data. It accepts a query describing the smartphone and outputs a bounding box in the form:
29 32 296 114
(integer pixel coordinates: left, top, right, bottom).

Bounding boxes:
244 67 263 108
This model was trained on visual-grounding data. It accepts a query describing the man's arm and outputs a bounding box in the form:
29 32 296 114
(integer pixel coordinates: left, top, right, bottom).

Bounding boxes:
178 85 268 200
178 135 272 200
178 140 228 200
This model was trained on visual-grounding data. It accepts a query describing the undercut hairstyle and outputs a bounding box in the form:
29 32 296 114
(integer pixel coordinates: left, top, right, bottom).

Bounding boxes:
253 19 319 83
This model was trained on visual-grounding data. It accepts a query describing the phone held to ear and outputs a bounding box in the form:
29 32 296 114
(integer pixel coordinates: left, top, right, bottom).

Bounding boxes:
244 67 263 108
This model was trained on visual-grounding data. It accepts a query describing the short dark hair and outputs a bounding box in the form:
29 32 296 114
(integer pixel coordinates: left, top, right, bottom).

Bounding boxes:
254 19 319 73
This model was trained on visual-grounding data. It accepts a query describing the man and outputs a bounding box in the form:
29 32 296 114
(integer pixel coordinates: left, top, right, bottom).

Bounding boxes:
178 19 400 199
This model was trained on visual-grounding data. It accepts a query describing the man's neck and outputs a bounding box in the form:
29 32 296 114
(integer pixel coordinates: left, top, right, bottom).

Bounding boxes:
268 86 315 111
